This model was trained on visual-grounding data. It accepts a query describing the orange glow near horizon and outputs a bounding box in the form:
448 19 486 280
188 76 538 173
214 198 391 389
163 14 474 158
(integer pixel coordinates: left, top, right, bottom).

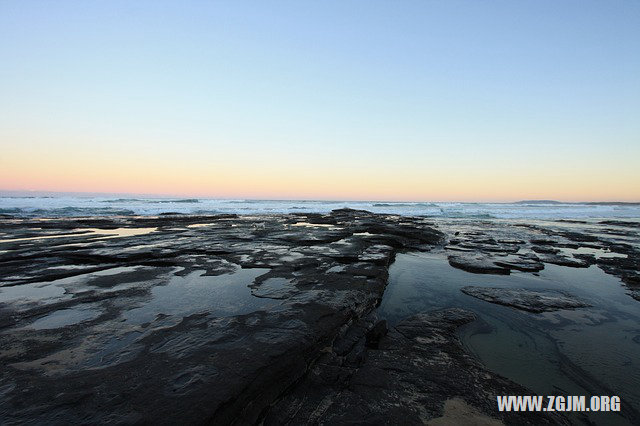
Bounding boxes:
2 115 639 204
2 145 639 202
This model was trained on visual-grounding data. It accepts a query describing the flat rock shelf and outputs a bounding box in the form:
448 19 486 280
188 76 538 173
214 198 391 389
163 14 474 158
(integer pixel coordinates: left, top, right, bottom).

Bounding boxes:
0 210 638 425
460 286 591 313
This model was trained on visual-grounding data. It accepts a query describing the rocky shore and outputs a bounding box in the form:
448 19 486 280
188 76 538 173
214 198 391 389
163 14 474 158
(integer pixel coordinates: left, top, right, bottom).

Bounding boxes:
460 287 591 313
0 210 638 424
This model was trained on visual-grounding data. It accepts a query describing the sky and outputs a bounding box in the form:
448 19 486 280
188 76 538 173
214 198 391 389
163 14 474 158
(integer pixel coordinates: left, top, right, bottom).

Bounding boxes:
1 1 639 202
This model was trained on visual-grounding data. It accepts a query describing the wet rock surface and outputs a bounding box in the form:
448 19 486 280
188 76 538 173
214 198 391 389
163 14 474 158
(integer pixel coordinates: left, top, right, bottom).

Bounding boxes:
448 254 512 274
460 286 591 313
440 218 640 301
0 210 445 425
264 309 566 425
0 211 638 424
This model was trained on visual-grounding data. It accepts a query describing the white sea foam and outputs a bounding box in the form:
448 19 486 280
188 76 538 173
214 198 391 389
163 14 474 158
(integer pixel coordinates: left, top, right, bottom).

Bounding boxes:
0 197 639 219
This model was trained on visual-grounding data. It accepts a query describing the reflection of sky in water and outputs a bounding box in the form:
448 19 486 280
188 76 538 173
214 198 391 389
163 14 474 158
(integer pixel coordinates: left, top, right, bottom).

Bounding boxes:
558 246 628 259
379 252 639 425
124 268 276 325
0 281 68 304
291 222 338 228
0 230 93 243
0 266 144 307
28 306 102 330
251 278 294 299
0 227 157 244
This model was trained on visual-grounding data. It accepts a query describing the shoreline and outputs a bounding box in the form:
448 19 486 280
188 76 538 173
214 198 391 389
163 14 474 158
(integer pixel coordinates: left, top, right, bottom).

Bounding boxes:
3 196 640 221
0 210 638 424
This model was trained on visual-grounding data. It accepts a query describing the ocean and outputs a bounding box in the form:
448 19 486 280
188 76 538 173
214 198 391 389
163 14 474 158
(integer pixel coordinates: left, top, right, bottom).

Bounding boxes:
1 197 639 219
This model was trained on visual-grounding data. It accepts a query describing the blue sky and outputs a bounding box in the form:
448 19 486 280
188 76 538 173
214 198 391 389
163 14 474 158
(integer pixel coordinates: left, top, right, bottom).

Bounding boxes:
1 1 639 201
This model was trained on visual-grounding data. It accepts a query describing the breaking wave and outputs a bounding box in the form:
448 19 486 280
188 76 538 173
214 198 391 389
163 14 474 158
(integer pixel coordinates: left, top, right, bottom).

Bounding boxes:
1 197 639 220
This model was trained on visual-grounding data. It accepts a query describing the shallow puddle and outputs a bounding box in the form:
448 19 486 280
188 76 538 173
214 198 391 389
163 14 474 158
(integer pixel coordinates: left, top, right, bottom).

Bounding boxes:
0 231 93 243
291 222 337 228
378 252 640 425
251 277 295 299
558 246 628 259
0 281 68 305
0 266 154 307
28 306 102 330
0 227 157 244
123 267 276 324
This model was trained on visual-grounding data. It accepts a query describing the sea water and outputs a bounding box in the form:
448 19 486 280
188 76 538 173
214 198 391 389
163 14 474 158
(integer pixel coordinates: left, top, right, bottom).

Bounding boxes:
378 252 640 425
1 196 640 219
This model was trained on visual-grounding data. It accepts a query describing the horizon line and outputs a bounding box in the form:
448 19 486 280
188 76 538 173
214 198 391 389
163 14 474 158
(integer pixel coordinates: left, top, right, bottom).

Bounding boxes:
1 189 639 205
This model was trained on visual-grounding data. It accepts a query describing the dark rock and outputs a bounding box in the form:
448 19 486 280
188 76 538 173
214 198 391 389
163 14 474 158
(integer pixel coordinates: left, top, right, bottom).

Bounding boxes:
461 286 591 313
539 254 592 268
573 253 596 264
599 220 640 228
494 254 545 272
0 210 447 425
531 245 560 254
531 238 558 245
597 253 640 290
1 210 638 424
264 309 567 425
365 319 387 348
448 254 511 275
